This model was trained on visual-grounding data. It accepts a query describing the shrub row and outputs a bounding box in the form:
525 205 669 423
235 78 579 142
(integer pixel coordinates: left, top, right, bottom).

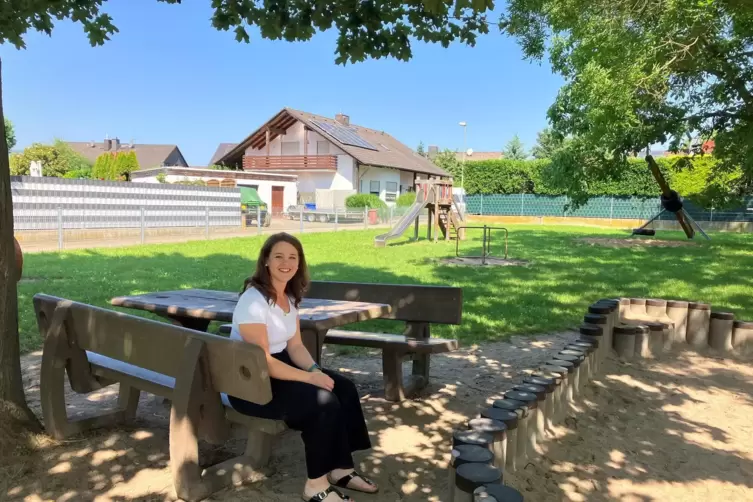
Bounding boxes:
460 156 724 199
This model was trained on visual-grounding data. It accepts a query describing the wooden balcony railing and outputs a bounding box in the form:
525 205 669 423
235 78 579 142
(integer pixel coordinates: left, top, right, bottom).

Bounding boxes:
243 155 337 171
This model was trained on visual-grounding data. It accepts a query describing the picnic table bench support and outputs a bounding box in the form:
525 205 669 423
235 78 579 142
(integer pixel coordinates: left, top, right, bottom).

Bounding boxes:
35 294 288 502
381 322 433 401
171 337 247 502
39 305 140 439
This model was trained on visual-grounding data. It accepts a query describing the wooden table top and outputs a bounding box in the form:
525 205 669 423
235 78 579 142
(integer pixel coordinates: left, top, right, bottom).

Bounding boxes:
110 288 392 332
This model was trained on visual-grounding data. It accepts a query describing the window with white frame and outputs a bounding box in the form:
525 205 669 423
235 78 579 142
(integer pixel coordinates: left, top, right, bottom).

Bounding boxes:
281 141 299 155
369 180 380 195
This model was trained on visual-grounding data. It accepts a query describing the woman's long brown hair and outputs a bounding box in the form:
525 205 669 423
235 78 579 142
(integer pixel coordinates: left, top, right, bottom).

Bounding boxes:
242 232 309 308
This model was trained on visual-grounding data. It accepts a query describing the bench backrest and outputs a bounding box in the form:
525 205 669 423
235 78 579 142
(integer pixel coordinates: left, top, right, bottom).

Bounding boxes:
33 294 271 404
305 281 463 325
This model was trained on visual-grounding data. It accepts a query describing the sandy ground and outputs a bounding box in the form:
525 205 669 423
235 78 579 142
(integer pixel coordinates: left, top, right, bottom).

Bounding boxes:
577 238 697 248
4 334 753 502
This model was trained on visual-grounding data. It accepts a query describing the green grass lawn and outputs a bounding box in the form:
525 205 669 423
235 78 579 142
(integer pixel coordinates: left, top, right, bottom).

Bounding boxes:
16 225 753 354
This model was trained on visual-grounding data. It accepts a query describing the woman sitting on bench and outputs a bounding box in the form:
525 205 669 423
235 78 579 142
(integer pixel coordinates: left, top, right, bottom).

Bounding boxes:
227 232 378 502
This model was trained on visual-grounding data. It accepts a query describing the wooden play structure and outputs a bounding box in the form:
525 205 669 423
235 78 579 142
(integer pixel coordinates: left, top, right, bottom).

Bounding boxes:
374 178 466 247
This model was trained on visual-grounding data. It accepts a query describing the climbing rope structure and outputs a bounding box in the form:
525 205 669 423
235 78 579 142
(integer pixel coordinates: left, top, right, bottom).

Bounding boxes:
631 155 711 240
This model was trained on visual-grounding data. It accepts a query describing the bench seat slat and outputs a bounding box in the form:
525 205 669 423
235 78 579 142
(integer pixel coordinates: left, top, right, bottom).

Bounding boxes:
86 351 285 434
87 351 176 398
325 330 458 353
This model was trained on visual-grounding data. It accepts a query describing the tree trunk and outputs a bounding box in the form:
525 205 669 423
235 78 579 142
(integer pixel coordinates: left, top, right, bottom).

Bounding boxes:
0 56 42 433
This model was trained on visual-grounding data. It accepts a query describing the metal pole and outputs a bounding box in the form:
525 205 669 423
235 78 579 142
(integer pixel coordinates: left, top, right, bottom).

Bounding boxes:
482 225 487 265
205 206 210 239
610 197 614 222
300 206 304 233
257 205 261 235
480 194 483 216
140 207 145 244
710 208 713 222
520 193 525 216
334 207 339 231
364 206 368 230
462 125 466 189
57 207 63 250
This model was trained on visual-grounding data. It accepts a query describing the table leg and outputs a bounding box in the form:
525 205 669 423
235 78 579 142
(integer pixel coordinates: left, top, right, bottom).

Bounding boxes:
164 315 211 332
407 322 431 388
301 328 326 365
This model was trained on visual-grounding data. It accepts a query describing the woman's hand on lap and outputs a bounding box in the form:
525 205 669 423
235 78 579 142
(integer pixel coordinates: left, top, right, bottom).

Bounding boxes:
308 371 335 391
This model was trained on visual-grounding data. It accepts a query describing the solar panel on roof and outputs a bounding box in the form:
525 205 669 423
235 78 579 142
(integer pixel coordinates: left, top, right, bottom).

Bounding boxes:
311 120 378 151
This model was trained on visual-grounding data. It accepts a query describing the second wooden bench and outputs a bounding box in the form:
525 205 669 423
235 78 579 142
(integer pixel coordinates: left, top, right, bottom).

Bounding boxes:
221 281 462 401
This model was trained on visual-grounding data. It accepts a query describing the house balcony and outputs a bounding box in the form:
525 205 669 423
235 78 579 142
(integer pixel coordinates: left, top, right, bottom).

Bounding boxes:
242 155 337 171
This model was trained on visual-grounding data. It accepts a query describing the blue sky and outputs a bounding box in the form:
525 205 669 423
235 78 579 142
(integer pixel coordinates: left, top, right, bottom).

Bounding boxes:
1 0 563 166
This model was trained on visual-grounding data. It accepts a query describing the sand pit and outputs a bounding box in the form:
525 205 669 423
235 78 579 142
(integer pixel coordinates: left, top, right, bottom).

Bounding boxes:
578 238 697 248
4 337 753 501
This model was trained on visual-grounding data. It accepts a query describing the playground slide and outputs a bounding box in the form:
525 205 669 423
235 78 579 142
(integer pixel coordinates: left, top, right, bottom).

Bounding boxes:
374 201 426 247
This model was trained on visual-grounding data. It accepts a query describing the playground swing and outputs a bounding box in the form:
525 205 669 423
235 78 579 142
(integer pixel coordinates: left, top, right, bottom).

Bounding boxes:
631 155 710 240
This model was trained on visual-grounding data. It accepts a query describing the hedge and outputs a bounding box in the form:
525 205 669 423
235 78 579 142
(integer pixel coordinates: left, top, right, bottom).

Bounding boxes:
396 192 417 207
345 193 387 209
461 156 731 200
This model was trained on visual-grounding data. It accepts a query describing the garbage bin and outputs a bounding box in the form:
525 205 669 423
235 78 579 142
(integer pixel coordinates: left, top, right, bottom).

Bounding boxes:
368 209 378 225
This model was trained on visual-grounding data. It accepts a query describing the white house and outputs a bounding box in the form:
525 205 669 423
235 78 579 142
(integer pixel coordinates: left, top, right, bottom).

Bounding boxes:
131 167 297 215
210 108 451 204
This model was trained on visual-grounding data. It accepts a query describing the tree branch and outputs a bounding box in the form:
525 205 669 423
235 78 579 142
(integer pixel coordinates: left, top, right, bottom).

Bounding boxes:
685 110 749 122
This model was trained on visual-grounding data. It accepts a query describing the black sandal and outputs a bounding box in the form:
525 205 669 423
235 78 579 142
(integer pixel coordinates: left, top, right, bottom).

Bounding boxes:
328 470 379 493
301 486 352 502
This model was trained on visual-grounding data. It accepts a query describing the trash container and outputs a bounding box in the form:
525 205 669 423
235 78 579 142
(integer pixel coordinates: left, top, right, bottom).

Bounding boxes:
368 209 378 225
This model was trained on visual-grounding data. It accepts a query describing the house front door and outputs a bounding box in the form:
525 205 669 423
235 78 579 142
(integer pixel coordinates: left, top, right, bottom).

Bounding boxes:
271 186 284 216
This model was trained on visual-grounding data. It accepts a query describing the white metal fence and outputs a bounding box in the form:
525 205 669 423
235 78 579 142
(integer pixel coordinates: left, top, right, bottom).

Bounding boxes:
11 176 241 230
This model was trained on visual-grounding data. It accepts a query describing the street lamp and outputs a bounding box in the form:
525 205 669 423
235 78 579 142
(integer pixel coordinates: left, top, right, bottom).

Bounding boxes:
458 121 467 188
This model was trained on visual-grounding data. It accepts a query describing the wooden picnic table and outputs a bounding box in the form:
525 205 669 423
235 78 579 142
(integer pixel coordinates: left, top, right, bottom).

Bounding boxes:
110 288 391 364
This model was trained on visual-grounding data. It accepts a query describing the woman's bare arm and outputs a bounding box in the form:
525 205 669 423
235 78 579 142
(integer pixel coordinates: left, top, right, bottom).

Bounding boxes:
238 322 311 382
286 316 318 371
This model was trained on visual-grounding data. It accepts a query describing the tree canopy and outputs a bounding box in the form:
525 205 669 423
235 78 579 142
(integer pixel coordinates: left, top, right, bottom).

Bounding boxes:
4 117 14 152
531 127 564 159
10 140 91 177
502 0 753 205
3 0 495 64
503 134 527 160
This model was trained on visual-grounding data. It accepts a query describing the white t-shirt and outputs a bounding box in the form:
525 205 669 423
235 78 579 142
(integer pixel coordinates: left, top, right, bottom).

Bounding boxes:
230 287 298 354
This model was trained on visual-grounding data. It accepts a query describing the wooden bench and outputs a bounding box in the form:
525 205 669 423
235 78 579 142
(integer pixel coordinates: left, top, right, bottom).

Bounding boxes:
221 281 462 401
308 281 462 401
33 294 286 502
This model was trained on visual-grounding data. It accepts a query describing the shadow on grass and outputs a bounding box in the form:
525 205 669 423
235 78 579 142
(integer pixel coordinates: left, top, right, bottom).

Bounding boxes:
15 227 753 351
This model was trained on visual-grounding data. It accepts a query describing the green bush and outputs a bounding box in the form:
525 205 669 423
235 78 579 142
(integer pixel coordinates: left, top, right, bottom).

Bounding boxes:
396 192 417 207
92 150 140 181
92 152 113 180
10 140 91 177
63 168 92 179
460 155 735 205
345 193 387 209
